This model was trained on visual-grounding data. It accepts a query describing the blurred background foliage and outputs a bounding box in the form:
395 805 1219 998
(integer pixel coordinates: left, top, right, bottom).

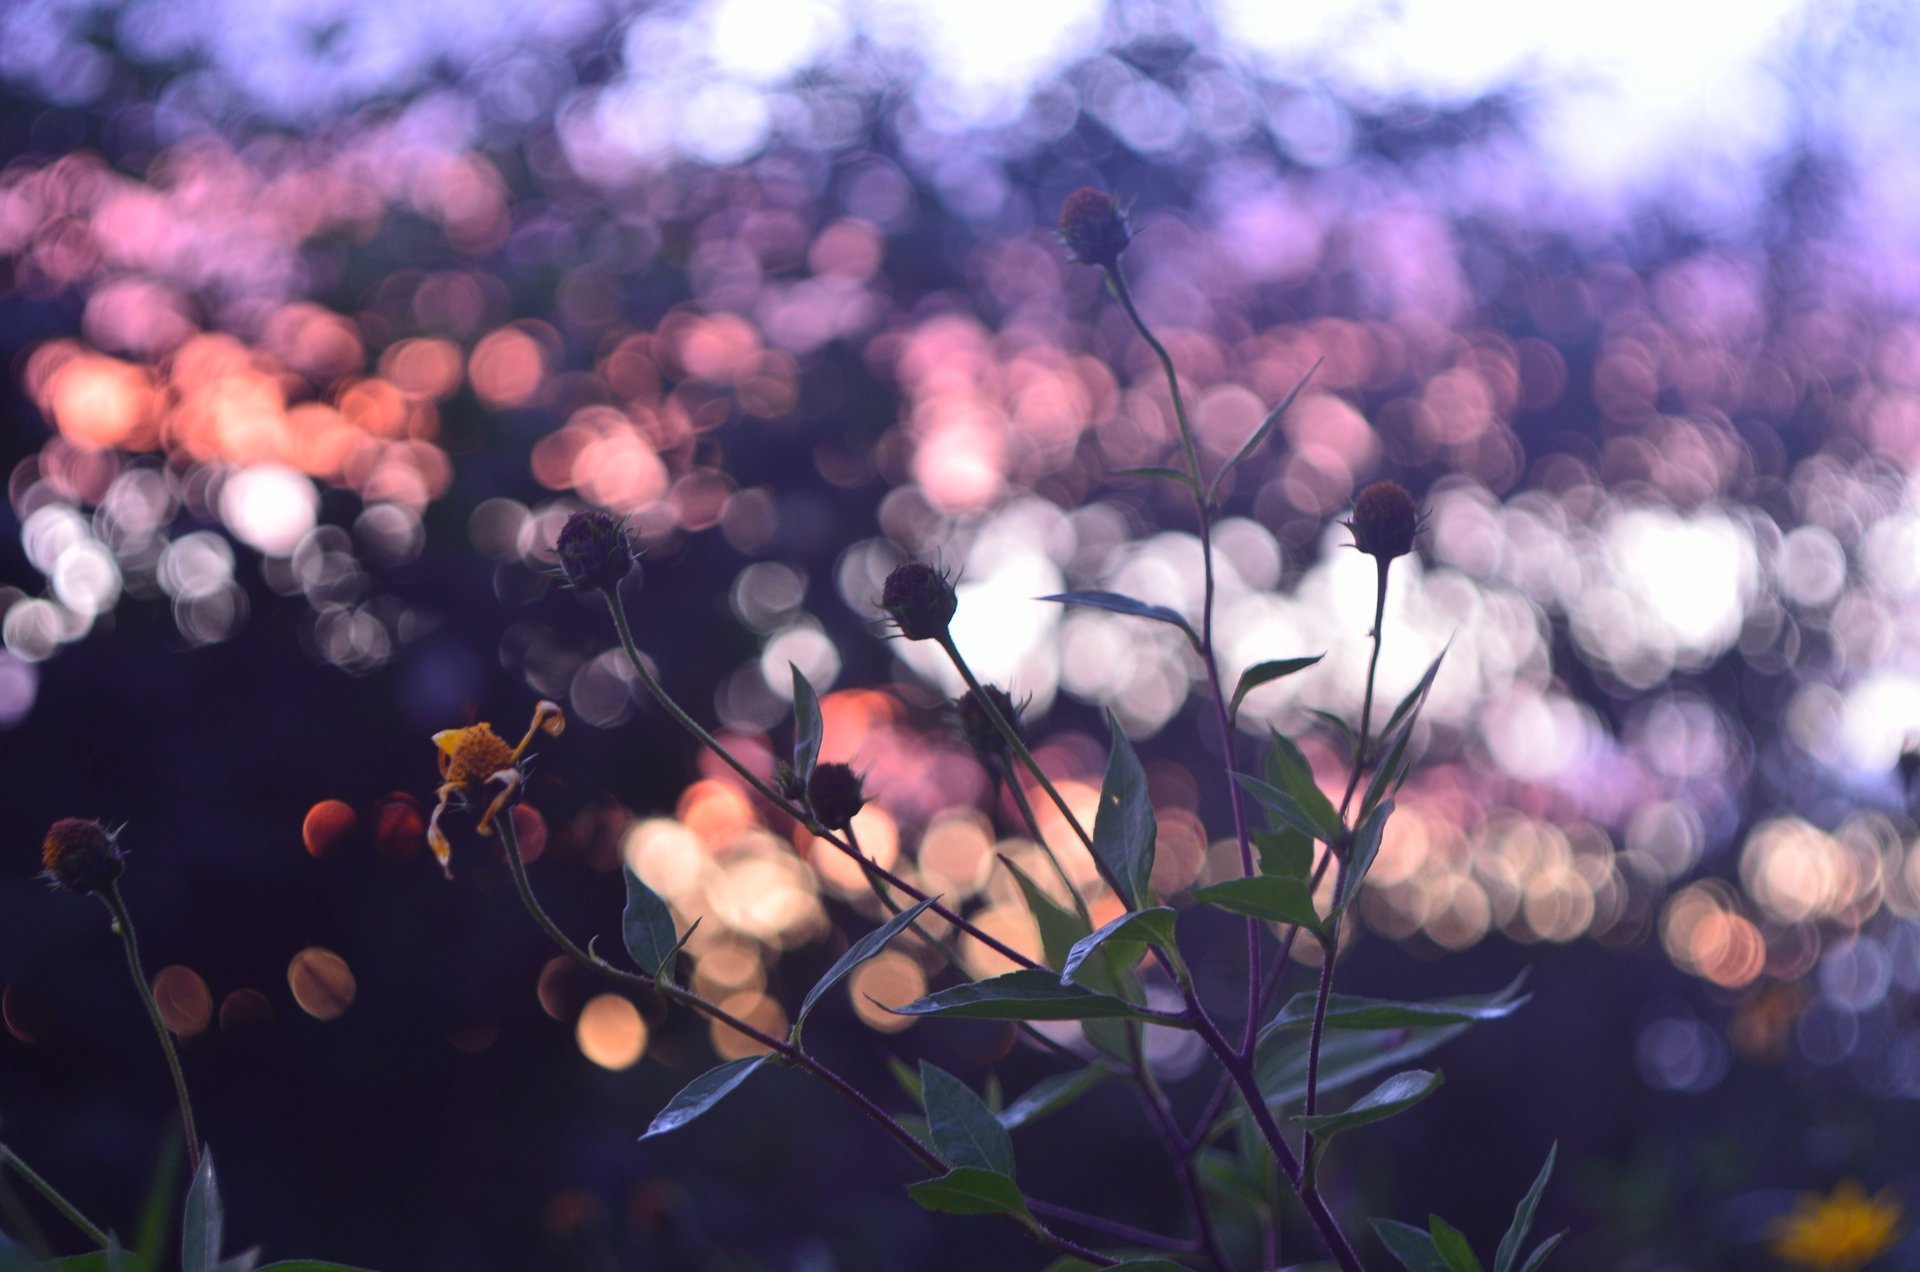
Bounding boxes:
4 0 1920 1267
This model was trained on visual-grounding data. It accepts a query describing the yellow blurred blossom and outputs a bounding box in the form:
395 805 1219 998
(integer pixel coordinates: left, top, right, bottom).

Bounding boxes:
428 701 564 878
1770 1180 1903 1272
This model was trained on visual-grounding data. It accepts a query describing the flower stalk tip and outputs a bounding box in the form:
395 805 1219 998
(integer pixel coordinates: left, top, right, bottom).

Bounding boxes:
1343 481 1422 563
879 561 957 642
40 818 126 896
554 509 636 594
1058 187 1132 269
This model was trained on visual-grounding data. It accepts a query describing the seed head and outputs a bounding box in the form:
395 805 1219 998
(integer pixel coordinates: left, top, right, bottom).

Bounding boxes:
1057 187 1132 269
553 510 636 594
880 561 958 642
954 685 1021 759
807 762 869 832
40 818 126 896
1343 482 1421 562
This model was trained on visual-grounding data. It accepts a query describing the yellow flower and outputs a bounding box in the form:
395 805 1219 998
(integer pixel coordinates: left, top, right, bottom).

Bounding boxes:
428 701 564 878
1770 1180 1903 1272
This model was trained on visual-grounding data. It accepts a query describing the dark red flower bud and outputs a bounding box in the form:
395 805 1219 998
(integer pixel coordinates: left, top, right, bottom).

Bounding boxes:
954 685 1021 759
1058 187 1132 269
40 818 126 896
1343 482 1421 562
554 510 636 594
807 762 868 832
880 561 957 642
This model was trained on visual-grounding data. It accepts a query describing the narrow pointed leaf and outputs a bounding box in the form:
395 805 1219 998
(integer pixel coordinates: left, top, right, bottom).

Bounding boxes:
1494 1143 1558 1272
890 969 1184 1025
1236 773 1330 841
796 895 940 1032
1061 907 1178 986
1309 708 1358 760
1429 1216 1483 1272
996 1066 1107 1131
999 854 1090 972
1113 465 1200 494
1362 720 1416 819
621 866 683 980
1091 714 1157 909
1229 655 1326 724
641 1055 768 1140
1191 877 1322 933
1335 799 1393 915
1040 591 1198 646
905 1167 1032 1222
1290 1069 1442 1140
1207 358 1321 505
1269 974 1531 1033
1515 1232 1565 1272
1253 827 1315 881
1376 643 1449 748
920 1062 1017 1178
1266 731 1343 840
1255 1022 1471 1109
790 664 823 788
1373 1220 1451 1272
182 1150 222 1272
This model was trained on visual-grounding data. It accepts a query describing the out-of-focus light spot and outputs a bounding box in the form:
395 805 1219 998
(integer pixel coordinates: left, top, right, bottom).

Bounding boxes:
2 599 70 662
1819 936 1892 1012
354 503 424 567
219 465 319 556
510 804 548 863
469 497 530 562
302 799 358 859
711 992 786 1060
152 965 213 1038
690 941 766 1001
576 993 648 1070
51 541 120 617
0 652 40 728
709 840 823 948
1741 817 1869 925
810 812 899 898
379 338 465 400
3 983 51 1043
158 531 235 600
1777 524 1847 608
625 818 709 902
850 951 926 1033
1637 1015 1729 1092
288 947 356 1021
470 325 548 408
761 623 840 700
218 988 275 1036
1796 999 1860 1065
676 779 757 851
916 811 994 900
958 902 1042 979
1623 800 1703 884
371 792 425 860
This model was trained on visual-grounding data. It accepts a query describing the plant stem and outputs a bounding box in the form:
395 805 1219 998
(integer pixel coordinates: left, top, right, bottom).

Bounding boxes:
1027 1197 1197 1252
603 591 1042 973
1127 1029 1232 1269
0 1145 109 1248
1337 561 1392 820
101 883 200 1177
997 761 1093 927
494 812 1116 1267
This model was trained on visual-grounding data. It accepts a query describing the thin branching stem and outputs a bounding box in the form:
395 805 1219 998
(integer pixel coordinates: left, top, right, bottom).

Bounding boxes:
1127 1029 1232 1269
101 883 200 1177
997 760 1092 927
0 1145 109 1249
603 592 1042 973
493 813 1116 1267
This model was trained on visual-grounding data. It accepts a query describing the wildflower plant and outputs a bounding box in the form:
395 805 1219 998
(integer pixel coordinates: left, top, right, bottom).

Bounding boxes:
415 187 1573 1270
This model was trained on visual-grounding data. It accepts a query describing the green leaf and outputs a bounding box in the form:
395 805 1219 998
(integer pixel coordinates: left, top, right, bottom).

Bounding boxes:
1060 907 1178 987
1039 591 1198 647
1494 1143 1557 1272
181 1151 222 1272
1265 731 1343 840
133 1133 183 1271
795 895 940 1036
996 1066 1107 1131
920 1063 1017 1178
1515 1233 1565 1272
1253 827 1315 881
1375 643 1449 752
905 1168 1032 1222
1236 773 1331 842
621 866 684 981
1207 358 1321 505
1229 656 1325 724
999 854 1091 972
890 970 1184 1025
1091 713 1157 910
1191 876 1322 933
1112 465 1200 494
1255 1020 1472 1110
1291 1069 1442 1140
790 664 823 789
1373 1220 1451 1272
1269 974 1532 1033
1430 1215 1484 1272
1361 719 1417 820
1308 708 1358 760
640 1055 768 1140
1335 799 1393 915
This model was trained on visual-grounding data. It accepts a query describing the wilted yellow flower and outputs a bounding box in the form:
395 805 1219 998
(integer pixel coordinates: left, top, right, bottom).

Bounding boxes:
428 701 564 878
1770 1180 1903 1272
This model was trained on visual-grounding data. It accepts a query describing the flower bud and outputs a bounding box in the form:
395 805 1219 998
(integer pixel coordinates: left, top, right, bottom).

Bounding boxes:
1343 482 1420 562
553 510 636 594
1058 187 1132 269
955 685 1020 759
880 561 957 642
41 818 126 896
807 762 868 832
